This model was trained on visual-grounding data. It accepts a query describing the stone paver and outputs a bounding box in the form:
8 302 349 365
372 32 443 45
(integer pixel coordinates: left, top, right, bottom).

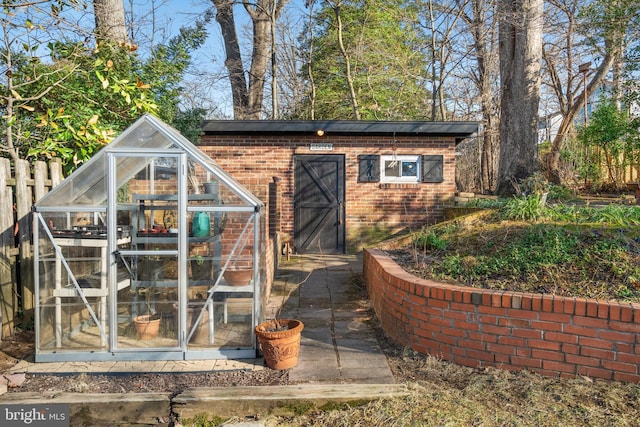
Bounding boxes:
271 254 395 385
7 254 393 384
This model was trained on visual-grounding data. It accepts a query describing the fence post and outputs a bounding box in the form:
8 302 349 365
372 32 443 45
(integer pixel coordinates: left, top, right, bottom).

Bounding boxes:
33 161 47 202
15 159 34 325
0 158 16 338
50 158 63 188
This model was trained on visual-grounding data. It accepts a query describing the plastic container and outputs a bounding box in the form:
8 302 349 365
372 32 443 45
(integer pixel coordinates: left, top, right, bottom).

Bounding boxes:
192 212 210 237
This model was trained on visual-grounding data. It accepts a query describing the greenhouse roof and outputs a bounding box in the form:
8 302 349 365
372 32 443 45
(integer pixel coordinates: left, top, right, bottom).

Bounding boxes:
36 114 262 208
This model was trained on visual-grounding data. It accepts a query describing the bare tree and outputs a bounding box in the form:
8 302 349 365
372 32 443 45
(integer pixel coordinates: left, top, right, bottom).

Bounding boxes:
545 0 639 184
212 0 289 119
458 0 499 192
269 8 307 119
496 0 543 195
421 0 466 121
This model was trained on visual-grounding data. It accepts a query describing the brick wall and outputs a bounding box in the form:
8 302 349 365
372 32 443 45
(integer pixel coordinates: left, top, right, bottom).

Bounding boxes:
364 248 640 383
200 135 457 251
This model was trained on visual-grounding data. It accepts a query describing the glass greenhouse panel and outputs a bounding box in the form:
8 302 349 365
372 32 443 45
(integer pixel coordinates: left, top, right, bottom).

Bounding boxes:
34 114 264 362
114 254 180 350
35 211 131 352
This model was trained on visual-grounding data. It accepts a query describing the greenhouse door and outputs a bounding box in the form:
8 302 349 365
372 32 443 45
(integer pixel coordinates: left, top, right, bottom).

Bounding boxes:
108 152 184 356
294 155 345 254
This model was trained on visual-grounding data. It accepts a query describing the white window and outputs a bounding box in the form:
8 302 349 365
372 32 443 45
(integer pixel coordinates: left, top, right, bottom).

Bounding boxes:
380 155 421 182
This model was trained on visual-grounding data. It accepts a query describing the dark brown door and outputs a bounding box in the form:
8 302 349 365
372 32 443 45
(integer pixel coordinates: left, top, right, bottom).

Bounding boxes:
294 155 345 254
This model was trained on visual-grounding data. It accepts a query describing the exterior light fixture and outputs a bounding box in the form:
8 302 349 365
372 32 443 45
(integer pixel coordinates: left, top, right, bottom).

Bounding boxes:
316 129 325 137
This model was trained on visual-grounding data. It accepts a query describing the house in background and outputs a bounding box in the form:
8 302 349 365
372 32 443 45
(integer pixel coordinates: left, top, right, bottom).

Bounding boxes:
200 120 478 254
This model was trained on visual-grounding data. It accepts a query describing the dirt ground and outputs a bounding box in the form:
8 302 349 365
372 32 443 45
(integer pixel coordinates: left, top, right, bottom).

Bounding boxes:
0 329 289 394
0 315 459 394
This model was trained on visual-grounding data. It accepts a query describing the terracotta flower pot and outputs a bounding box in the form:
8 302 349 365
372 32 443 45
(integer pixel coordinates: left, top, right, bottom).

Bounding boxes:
255 319 304 370
133 314 161 340
223 267 253 286
174 301 211 344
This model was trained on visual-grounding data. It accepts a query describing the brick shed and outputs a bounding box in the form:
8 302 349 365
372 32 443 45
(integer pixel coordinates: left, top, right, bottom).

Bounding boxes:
201 120 478 254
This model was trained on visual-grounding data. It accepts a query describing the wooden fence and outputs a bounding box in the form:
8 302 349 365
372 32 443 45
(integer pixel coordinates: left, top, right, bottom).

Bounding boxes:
0 158 63 338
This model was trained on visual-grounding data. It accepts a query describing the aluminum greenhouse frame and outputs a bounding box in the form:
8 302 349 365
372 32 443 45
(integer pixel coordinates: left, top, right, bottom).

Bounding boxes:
33 114 265 362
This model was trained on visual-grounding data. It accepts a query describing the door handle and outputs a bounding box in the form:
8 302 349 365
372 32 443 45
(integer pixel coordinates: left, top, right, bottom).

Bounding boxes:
338 200 343 225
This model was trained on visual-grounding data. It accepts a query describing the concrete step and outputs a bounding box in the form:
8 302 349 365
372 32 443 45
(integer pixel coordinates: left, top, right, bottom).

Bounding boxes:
0 391 171 425
1 384 409 425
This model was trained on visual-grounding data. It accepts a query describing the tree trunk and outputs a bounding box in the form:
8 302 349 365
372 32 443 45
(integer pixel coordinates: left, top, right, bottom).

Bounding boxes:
330 1 360 120
212 0 288 119
246 6 271 119
306 2 317 120
213 0 249 119
93 0 128 43
496 0 543 196
270 0 278 119
467 0 499 193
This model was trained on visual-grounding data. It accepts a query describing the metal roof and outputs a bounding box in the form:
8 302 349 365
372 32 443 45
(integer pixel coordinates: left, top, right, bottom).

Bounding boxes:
202 120 478 138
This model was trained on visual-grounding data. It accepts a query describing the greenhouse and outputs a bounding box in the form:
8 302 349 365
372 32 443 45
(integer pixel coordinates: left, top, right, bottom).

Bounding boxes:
33 114 265 362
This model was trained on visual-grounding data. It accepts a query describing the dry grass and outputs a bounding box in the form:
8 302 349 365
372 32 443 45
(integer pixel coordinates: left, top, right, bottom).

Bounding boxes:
259 347 640 426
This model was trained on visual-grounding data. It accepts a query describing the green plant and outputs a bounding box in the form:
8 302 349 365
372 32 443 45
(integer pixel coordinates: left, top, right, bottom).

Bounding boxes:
577 98 637 188
4 11 210 174
519 172 550 195
547 184 575 201
180 412 225 427
587 205 640 226
500 194 548 222
414 229 447 251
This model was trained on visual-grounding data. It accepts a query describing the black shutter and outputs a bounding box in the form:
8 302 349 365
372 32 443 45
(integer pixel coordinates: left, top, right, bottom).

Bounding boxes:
358 155 380 182
422 155 443 183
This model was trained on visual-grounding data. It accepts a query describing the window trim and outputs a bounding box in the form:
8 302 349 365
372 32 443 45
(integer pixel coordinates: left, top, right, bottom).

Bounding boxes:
380 154 421 183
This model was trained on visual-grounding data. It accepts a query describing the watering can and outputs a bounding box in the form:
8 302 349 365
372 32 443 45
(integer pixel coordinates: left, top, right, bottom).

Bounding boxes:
192 212 210 237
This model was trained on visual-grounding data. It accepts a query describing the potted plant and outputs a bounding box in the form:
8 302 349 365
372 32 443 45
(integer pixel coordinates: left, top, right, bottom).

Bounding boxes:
255 319 304 370
223 266 253 286
133 287 161 340
191 255 213 281
254 276 304 370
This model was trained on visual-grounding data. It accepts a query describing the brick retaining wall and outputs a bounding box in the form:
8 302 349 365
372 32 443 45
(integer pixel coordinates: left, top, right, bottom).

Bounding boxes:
364 248 640 382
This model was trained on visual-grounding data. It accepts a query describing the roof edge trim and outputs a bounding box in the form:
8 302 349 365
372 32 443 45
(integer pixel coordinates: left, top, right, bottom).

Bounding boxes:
202 120 478 137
